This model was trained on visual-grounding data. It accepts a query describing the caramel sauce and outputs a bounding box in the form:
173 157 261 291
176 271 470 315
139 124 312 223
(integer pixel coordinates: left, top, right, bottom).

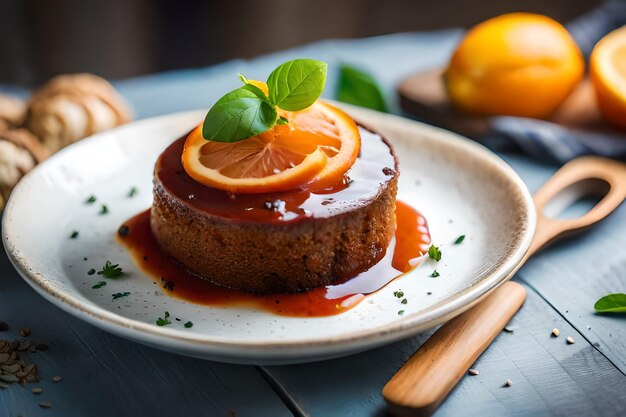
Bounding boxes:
118 201 430 317
155 127 397 223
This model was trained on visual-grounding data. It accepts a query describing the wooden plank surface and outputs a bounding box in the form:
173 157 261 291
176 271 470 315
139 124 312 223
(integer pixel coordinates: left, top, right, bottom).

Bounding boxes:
0 252 292 417
263 280 626 417
503 154 626 374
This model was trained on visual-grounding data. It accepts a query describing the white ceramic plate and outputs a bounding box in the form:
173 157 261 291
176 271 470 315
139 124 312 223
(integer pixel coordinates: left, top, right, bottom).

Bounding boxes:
3 105 535 364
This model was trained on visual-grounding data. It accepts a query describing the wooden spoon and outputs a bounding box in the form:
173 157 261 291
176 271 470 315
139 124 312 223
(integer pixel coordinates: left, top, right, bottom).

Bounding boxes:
383 156 626 417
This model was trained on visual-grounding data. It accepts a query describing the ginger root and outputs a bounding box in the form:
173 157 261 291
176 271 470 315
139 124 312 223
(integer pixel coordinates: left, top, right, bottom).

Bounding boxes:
0 129 49 209
26 74 132 153
0 95 27 132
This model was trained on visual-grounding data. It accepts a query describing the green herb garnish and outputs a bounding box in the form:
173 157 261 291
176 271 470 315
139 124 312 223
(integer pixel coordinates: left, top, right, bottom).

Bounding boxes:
594 293 626 313
85 195 97 204
430 270 440 278
428 245 442 262
69 230 79 239
97 261 123 279
92 281 107 289
336 64 387 112
112 292 130 300
128 187 138 198
87 268 96 275
202 59 327 143
393 290 404 299
99 204 109 215
184 321 193 328
398 310 405 316
156 311 171 326
454 235 466 244
401 299 408 305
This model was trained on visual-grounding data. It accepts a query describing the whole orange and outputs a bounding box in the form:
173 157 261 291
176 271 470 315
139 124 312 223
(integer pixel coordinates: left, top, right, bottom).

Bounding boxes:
590 26 626 129
445 13 585 118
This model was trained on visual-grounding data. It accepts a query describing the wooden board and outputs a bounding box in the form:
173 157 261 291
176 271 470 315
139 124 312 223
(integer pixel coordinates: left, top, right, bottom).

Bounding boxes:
397 68 624 137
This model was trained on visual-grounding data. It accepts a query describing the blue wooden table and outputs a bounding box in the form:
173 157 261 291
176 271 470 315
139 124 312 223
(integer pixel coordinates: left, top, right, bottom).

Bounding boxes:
1 31 625 417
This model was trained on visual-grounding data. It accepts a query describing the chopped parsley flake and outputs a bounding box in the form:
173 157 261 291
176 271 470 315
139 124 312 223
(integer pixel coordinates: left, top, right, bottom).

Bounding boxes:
430 270 440 277
69 230 79 239
398 310 405 316
87 268 96 275
85 195 97 204
393 290 404 299
112 292 130 300
454 235 466 244
428 244 442 261
401 298 408 304
99 204 109 215
97 261 123 278
184 321 193 328
128 187 138 198
92 281 107 289
156 311 171 326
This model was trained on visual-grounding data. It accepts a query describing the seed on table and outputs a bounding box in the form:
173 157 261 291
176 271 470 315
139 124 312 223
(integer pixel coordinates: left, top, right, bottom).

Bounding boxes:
468 368 480 376
21 363 36 375
39 401 52 408
20 327 30 337
17 340 31 351
0 373 18 383
1 363 21 373
52 376 63 383
503 326 515 333
24 372 40 384
551 328 560 337
566 336 575 344
503 379 513 387
32 387 43 394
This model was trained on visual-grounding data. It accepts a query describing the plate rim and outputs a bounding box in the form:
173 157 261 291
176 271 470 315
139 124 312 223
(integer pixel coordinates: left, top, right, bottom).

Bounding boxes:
2 107 536 360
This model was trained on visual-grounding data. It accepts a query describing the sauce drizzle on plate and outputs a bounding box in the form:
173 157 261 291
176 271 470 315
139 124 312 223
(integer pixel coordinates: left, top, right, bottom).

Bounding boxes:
118 200 430 317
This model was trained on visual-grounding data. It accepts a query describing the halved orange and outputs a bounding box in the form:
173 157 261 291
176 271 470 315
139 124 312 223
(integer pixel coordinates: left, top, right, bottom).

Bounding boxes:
182 100 360 194
590 26 626 129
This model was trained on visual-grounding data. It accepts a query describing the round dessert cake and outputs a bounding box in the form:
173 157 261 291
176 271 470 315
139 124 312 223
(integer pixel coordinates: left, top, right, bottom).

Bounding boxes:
150 126 399 294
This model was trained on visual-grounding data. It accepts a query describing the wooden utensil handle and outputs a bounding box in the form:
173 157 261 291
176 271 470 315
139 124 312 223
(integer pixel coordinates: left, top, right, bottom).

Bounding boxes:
383 156 626 417
528 156 626 257
383 281 527 417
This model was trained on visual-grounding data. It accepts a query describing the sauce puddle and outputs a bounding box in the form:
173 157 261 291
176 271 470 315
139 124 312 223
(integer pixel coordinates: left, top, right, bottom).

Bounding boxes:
118 200 430 317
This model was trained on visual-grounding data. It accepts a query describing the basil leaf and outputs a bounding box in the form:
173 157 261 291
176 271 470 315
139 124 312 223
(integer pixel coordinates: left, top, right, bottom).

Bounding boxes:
267 59 327 111
203 85 277 142
337 64 387 112
241 82 270 100
594 293 626 313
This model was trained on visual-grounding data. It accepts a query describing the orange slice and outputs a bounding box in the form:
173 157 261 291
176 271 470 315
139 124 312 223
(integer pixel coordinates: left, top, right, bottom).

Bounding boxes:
590 27 626 129
182 100 360 194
